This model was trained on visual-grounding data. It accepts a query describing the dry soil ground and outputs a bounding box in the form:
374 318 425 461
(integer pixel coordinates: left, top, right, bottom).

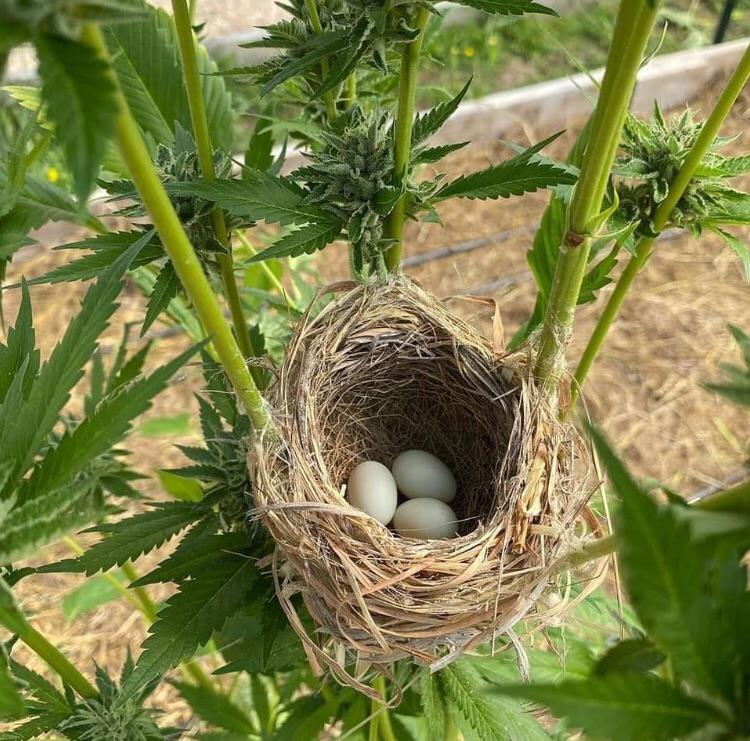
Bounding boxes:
2 82 750 733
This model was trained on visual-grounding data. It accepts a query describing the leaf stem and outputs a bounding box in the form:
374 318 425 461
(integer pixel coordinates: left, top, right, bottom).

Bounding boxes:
170 0 259 376
81 24 270 430
553 476 750 573
19 622 98 699
370 674 397 741
303 0 337 122
533 1 660 389
571 42 750 405
384 6 430 272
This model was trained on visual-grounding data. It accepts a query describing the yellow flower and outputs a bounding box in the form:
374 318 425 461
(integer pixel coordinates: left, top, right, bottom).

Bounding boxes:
463 46 475 58
46 166 60 183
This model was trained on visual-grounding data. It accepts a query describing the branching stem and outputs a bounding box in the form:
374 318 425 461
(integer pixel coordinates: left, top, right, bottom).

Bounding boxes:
171 0 260 382
572 42 750 405
384 6 431 271
533 1 660 389
81 24 270 430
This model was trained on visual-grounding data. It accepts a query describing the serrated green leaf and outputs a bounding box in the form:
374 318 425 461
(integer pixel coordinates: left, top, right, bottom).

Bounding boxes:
421 671 447 741
592 428 738 700
245 117 274 173
122 554 259 696
64 501 207 575
451 0 557 16
438 661 549 741
156 470 203 502
168 174 323 226
260 30 350 96
412 79 472 145
2 232 150 487
0 578 26 634
132 528 245 587
0 281 38 403
248 219 342 263
593 639 666 676
24 343 199 507
498 673 720 741
140 414 192 438
0 660 25 721
0 479 106 564
412 141 470 166
106 1 232 149
271 696 339 741
173 682 254 734
35 36 116 203
709 226 750 281
30 231 162 286
434 144 575 201
141 261 180 335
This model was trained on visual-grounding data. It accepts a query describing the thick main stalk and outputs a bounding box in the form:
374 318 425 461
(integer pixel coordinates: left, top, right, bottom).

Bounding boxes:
171 0 257 366
533 1 660 389
384 6 431 271
572 42 750 403
82 25 269 430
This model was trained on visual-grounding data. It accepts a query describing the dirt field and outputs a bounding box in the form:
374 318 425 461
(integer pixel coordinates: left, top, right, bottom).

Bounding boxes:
3 83 750 731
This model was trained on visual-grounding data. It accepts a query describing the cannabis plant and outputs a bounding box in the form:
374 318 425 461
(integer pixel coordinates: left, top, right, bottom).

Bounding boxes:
0 0 749 738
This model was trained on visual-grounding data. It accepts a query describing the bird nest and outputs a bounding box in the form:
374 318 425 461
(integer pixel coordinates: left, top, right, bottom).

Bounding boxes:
252 278 593 695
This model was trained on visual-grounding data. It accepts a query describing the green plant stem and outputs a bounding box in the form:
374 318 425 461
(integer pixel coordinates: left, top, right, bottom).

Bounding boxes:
383 6 430 272
554 476 750 574
369 675 397 741
444 711 458 741
81 24 269 430
346 72 357 108
170 0 258 374
304 0 337 122
533 0 660 389
20 623 98 699
571 42 750 405
235 231 288 298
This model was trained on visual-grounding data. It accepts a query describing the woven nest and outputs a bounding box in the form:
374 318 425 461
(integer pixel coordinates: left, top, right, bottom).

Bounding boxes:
253 279 593 695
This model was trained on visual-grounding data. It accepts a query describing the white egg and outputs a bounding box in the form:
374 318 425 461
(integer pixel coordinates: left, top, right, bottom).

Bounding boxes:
392 499 458 540
391 449 457 502
346 461 398 525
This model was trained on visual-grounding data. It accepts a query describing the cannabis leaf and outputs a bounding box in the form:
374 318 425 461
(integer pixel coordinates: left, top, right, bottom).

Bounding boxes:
169 174 324 226
29 231 163 286
412 78 472 145
106 0 233 149
35 36 116 203
436 661 549 740
55 502 209 576
247 219 342 263
704 324 750 407
451 0 557 15
433 134 575 202
592 428 737 701
499 673 720 741
122 553 260 695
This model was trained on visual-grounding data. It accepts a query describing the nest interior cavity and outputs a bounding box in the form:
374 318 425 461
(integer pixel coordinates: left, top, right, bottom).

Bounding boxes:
253 279 589 690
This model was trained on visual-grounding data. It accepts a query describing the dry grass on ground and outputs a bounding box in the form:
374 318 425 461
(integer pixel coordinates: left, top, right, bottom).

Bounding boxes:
2 82 750 732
